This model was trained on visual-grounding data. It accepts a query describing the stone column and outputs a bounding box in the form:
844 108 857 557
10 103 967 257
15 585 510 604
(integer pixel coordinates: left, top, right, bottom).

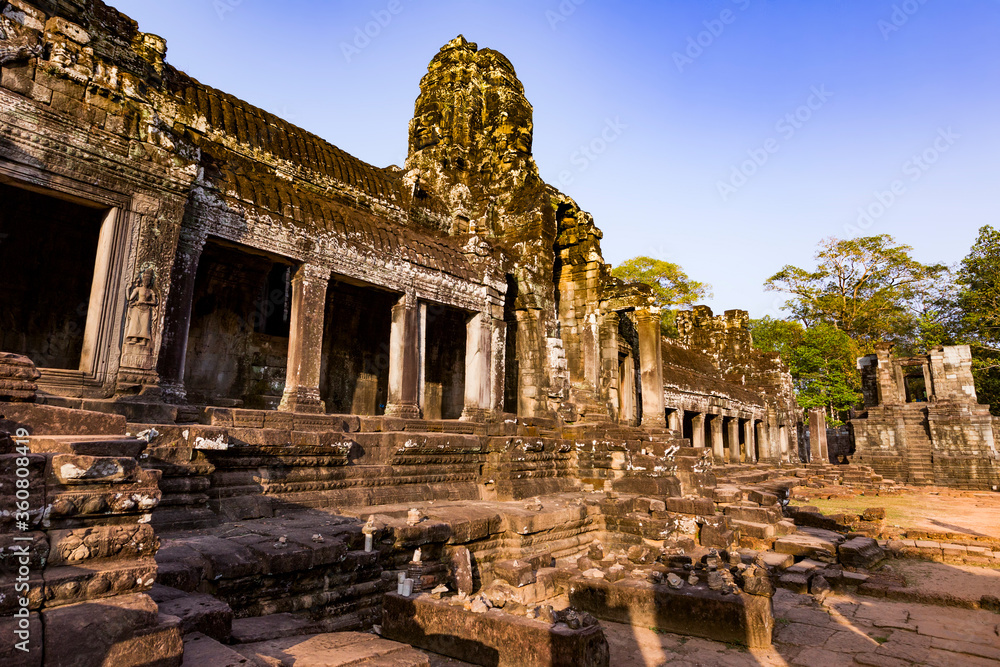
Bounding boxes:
157 229 206 402
710 414 725 461
779 425 789 460
635 307 665 427
461 311 493 421
690 413 706 449
278 264 329 414
490 314 506 415
385 292 421 418
581 312 600 390
808 409 828 463
756 421 770 461
744 419 757 463
728 418 741 463
667 409 682 432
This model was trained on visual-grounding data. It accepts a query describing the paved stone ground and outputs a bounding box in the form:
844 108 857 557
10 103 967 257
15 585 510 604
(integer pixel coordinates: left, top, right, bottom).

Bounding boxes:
602 588 1000 666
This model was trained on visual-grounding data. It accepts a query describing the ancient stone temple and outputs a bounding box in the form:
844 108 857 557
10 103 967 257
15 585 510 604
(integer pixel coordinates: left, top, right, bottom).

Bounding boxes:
3 2 950 666
851 344 1000 489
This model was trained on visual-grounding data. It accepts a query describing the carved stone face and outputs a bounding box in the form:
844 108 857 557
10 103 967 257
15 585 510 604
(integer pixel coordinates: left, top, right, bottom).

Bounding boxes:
411 101 443 151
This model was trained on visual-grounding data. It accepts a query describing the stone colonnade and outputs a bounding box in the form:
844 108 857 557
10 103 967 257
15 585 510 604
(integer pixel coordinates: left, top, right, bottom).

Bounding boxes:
160 253 499 421
667 405 795 464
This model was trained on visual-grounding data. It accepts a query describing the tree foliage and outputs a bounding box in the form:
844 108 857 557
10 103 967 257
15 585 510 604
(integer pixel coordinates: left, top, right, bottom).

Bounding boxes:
612 257 711 336
955 225 1000 413
750 317 860 421
764 235 947 349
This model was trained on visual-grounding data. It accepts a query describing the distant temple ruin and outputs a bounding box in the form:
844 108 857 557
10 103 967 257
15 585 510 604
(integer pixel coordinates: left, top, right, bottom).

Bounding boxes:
1 2 996 666
852 344 1000 489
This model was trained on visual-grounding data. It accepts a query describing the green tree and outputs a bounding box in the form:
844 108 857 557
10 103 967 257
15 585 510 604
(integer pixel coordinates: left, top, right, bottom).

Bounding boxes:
612 257 712 336
748 316 804 367
764 235 947 349
790 323 861 421
955 225 1000 413
751 317 860 421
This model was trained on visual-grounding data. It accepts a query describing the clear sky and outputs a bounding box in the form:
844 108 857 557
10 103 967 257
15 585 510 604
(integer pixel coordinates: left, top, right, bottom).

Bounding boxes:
109 0 1000 319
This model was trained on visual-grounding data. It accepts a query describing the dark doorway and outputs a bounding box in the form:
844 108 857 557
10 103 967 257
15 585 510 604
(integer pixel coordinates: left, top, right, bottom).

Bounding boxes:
320 279 396 415
424 303 467 420
502 274 519 414
184 240 293 407
682 411 694 441
904 372 927 403
0 182 106 369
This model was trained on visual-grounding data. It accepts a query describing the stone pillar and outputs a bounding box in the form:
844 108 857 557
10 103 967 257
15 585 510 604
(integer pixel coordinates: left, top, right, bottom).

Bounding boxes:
756 421 770 461
808 409 828 463
728 418 741 463
461 311 493 421
490 313 507 416
779 425 789 460
581 312 600 390
618 353 636 425
710 414 725 461
385 292 421 418
667 409 682 432
599 311 621 417
278 264 329 414
157 230 206 402
691 413 706 449
636 307 665 427
744 419 757 463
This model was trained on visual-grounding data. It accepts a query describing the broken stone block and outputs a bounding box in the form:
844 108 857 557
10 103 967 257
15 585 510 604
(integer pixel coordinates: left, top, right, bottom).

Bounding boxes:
810 574 832 598
0 352 40 402
493 559 536 588
776 572 809 594
700 520 737 549
838 536 886 569
156 591 233 642
569 575 774 648
861 507 886 521
773 530 842 563
42 594 182 667
450 547 474 596
50 454 139 485
383 593 610 667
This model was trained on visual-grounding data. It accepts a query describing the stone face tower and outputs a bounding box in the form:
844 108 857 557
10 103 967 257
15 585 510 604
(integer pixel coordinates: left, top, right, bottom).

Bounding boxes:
405 35 563 417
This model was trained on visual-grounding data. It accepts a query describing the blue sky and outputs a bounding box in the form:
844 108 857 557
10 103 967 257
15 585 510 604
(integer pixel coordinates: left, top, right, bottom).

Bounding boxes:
110 0 1000 318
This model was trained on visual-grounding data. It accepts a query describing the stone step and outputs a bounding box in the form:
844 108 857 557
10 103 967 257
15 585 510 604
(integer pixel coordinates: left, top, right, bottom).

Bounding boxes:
182 632 267 667
151 585 233 642
233 632 432 667
21 434 147 457
730 519 775 539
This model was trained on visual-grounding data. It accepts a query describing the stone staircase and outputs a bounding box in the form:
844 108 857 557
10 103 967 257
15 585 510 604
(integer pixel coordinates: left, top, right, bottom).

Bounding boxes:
901 412 934 485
